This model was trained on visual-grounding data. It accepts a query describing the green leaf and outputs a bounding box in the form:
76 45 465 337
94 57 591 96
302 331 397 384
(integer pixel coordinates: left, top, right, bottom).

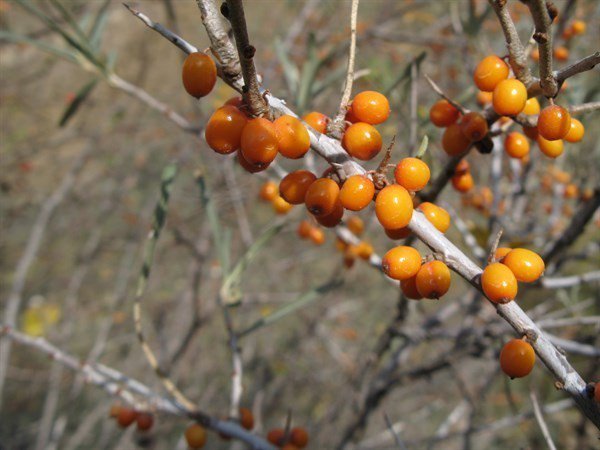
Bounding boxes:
88 0 111 50
415 135 429 159
220 223 285 306
58 78 99 127
274 37 299 95
0 30 76 63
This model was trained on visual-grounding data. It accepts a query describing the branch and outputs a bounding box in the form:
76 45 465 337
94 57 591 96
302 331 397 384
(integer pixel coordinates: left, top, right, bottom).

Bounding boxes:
540 271 600 289
524 0 558 97
556 52 600 84
569 101 600 115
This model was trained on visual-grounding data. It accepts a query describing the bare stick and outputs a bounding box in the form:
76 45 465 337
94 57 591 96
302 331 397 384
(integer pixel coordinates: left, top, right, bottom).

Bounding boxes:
556 52 600 84
424 73 467 114
525 0 558 97
530 391 558 450
328 0 360 139
569 101 600 115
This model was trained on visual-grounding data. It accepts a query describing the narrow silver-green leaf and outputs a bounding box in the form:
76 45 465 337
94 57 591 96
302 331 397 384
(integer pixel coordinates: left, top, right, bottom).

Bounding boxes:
58 78 99 127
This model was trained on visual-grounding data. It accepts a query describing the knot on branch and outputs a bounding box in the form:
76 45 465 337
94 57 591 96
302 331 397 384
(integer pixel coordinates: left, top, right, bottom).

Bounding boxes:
243 45 256 59
533 31 548 43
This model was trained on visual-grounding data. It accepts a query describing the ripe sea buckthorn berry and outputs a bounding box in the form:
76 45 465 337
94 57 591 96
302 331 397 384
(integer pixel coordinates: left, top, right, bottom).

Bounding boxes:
442 123 471 156
274 115 310 159
522 97 540 115
500 339 535 378
237 152 269 173
571 20 586 35
538 105 571 141
502 248 545 282
401 275 423 300
451 172 474 193
346 216 364 236
504 132 530 159
351 91 390 125
394 157 431 192
345 104 360 124
418 202 450 233
267 428 285 446
272 195 293 215
303 111 329 134
297 220 313 239
382 246 422 281
241 118 279 166
136 413 154 431
309 227 325 245
336 237 349 252
316 199 344 227
182 52 217 99
339 175 375 211
305 178 340 217
531 48 540 61
537 137 564 158
429 99 460 127
492 79 527 116
473 55 509 92
523 126 538 140
564 118 584 143
205 106 248 154
239 407 254 430
342 122 382 160
353 241 374 260
259 180 278 201
460 112 489 142
564 183 578 199
224 96 244 108
455 159 470 175
185 424 207 449
290 427 309 448
279 170 317 204
481 262 518 304
117 408 137 428
554 46 569 61
494 247 512 261
375 185 414 230
476 90 493 106
415 260 451 299
385 226 411 240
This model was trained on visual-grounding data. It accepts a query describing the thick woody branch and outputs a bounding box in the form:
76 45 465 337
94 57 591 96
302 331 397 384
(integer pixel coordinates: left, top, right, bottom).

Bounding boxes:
487 0 532 86
524 0 558 97
223 0 269 117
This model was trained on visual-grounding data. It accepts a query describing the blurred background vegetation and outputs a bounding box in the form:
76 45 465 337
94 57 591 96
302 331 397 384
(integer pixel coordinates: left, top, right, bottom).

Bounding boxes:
1 1 599 449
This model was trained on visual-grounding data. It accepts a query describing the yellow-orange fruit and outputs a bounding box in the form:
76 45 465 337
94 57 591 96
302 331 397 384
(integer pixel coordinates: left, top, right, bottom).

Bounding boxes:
538 105 571 141
522 97 541 115
394 157 431 192
272 195 293 214
418 202 450 233
297 220 313 239
500 339 535 378
504 132 530 159
302 112 329 134
182 52 217 98
451 172 474 193
564 118 584 143
274 115 311 159
382 246 422 281
240 118 279 165
305 178 340 217
501 248 545 283
492 79 527 116
342 122 383 160
309 227 325 245
259 181 278 202
339 175 375 211
375 185 414 230
346 216 364 236
279 170 317 204
429 99 460 127
185 424 207 449
400 275 423 300
473 55 510 92
442 123 471 156
205 106 248 154
537 137 564 158
385 226 411 240
481 262 518 304
315 199 344 228
415 261 451 299
460 112 489 142
351 91 391 125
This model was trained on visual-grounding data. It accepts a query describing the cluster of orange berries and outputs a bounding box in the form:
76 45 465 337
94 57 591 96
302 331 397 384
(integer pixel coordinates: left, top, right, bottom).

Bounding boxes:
109 404 154 432
184 407 255 449
266 426 309 450
333 216 374 268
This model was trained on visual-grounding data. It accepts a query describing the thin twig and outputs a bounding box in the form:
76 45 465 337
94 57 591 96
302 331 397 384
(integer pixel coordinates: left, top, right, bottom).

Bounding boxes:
569 101 600 115
530 391 558 450
524 0 558 97
424 73 467 114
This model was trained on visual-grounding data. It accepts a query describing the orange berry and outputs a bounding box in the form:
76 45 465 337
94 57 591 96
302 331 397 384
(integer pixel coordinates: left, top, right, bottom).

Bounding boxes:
375 185 414 230
460 112 489 142
394 157 431 192
522 97 541 115
384 226 411 240
274 115 310 159
279 170 317 205
494 247 512 261
316 199 344 227
481 262 518 304
339 175 375 211
553 46 569 61
224 96 244 108
345 104 360 124
109 404 121 418
531 48 540 62
259 180 278 201
580 188 593 201
117 408 137 428
309 226 325 245
241 118 279 166
523 125 539 140
473 55 510 92
500 339 535 378
537 137 564 158
571 20 586 35
502 248 545 282
305 178 340 217
504 132 530 159
353 241 374 260
302 111 329 134
239 407 254 430
346 216 365 236
492 79 527 116
182 52 217 98
415 260 451 299
185 424 207 449
272 195 293 214
297 220 313 239
335 237 349 252
136 413 154 431
205 106 248 154
564 183 578 199
342 122 383 160
351 91 390 125
564 118 584 143
400 275 423 300
538 105 571 141
418 202 450 233
476 90 493 106
451 172 474 193
267 428 285 446
429 99 460 127
442 123 471 156
454 159 470 175
382 246 422 281
290 427 309 448
237 151 270 173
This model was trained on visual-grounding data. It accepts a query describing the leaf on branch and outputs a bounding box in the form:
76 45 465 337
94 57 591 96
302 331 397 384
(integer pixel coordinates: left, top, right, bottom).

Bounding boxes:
59 78 99 127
